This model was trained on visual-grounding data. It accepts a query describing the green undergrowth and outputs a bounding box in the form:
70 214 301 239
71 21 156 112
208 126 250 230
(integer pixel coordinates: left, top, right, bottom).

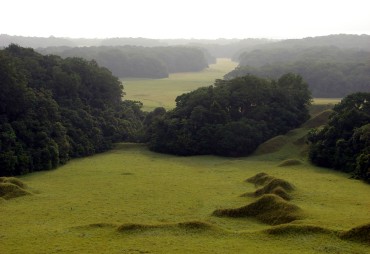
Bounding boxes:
1 113 369 253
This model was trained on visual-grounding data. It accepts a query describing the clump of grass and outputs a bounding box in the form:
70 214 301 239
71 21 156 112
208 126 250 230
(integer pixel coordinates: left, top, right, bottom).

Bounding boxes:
245 172 274 186
213 194 304 225
278 159 303 167
339 223 370 244
243 174 294 200
0 177 26 188
254 178 295 196
270 186 292 201
117 223 159 232
264 224 333 235
254 135 288 155
0 183 32 200
177 221 215 230
117 221 217 233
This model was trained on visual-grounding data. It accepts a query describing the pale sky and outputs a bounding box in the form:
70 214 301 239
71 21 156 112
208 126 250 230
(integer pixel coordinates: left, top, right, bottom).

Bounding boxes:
1 0 370 39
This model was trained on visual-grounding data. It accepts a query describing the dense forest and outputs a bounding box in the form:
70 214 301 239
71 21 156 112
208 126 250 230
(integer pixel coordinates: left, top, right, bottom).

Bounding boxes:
226 46 370 98
308 93 370 182
0 45 145 176
146 73 311 156
37 46 212 78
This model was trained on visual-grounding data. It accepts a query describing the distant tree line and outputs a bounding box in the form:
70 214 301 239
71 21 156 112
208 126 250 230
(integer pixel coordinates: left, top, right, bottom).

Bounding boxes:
226 46 370 98
0 45 145 176
145 73 311 156
308 93 370 182
3 33 370 64
38 46 213 78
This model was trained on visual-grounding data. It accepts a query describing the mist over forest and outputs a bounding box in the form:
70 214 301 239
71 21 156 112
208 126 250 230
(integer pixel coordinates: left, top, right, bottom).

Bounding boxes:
2 33 369 98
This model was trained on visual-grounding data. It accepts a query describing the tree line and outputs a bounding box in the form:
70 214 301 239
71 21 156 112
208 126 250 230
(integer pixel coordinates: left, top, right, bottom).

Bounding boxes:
226 46 370 98
37 46 213 78
0 44 145 176
308 92 370 182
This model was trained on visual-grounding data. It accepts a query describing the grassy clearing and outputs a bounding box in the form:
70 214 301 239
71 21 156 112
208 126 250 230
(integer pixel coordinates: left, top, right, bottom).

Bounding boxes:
122 58 238 111
1 133 369 253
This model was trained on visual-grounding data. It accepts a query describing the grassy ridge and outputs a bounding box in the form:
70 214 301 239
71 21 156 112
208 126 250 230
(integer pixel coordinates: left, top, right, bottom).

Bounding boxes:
123 58 238 111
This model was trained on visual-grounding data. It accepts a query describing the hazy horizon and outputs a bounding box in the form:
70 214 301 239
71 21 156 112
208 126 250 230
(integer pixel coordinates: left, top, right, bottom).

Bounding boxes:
2 0 370 40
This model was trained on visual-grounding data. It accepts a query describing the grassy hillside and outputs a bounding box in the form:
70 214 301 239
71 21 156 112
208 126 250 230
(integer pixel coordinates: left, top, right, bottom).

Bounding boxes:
123 58 238 111
1 116 369 253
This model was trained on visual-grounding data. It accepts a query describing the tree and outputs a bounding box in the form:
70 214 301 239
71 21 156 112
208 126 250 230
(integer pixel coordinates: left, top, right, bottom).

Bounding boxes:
147 74 311 156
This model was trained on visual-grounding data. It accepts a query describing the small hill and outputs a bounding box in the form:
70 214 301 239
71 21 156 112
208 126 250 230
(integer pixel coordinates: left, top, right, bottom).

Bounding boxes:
213 194 304 225
302 109 333 128
0 177 32 200
252 108 333 161
340 223 370 245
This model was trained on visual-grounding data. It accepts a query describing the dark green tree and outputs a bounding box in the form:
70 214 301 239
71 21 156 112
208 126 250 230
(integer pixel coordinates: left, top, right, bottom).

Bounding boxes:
308 92 370 182
147 74 311 156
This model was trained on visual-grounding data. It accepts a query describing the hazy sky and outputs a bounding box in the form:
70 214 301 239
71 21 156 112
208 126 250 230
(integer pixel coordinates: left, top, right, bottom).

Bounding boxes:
2 0 370 39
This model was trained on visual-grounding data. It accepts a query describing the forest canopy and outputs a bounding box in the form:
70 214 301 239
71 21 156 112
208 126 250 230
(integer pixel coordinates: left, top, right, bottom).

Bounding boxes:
146 73 311 156
0 45 145 176
37 46 213 78
226 46 370 98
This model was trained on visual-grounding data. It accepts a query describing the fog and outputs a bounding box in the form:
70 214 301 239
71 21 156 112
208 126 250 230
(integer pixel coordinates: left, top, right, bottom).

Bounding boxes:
1 0 370 39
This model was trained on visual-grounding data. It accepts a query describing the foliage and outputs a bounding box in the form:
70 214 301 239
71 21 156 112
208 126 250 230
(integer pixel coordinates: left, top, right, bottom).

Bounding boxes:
0 45 145 176
146 73 311 156
226 46 370 98
308 92 370 182
38 45 210 78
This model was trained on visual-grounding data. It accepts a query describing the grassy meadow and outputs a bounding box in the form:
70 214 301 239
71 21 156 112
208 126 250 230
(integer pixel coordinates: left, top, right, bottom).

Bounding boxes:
123 58 238 111
1 124 369 253
1 61 369 253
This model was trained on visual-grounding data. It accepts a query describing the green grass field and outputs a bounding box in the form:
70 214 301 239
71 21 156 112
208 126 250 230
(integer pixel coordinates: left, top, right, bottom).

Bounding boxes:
123 58 238 111
1 124 369 253
1 62 368 253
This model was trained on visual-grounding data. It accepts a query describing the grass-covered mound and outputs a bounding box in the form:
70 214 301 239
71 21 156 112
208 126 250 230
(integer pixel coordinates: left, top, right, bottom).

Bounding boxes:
339 223 370 244
302 109 333 128
264 224 334 235
254 135 288 155
278 159 303 167
117 221 217 233
0 177 31 200
243 173 295 200
213 194 304 225
245 172 274 186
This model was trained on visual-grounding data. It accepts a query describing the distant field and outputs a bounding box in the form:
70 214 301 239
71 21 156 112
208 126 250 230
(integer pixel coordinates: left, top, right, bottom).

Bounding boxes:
123 58 238 111
123 60 342 112
1 124 369 253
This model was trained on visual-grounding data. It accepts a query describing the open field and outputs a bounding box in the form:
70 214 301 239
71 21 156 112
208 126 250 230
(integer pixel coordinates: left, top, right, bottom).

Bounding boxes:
1 122 369 253
123 58 238 111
